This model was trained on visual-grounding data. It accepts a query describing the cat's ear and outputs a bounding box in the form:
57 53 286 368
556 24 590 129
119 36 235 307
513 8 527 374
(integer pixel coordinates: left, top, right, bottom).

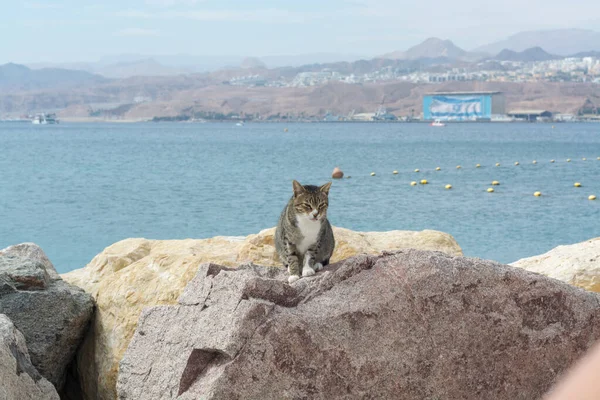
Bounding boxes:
320 182 332 195
292 180 304 197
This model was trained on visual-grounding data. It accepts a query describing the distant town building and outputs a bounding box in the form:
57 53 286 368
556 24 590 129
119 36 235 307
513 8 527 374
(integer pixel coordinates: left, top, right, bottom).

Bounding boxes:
423 91 506 121
507 110 553 122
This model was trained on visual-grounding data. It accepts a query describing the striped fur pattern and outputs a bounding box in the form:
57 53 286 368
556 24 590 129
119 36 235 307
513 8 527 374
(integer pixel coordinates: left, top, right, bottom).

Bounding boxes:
275 180 335 284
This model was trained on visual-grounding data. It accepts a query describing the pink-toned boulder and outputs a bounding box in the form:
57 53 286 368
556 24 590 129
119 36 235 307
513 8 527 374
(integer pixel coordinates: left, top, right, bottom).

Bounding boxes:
331 167 344 179
118 251 600 400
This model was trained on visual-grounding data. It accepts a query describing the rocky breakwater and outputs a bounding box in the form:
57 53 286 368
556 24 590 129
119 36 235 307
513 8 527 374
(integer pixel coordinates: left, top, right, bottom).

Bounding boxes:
0 314 59 400
512 237 600 292
0 243 94 394
61 227 461 400
118 250 600 399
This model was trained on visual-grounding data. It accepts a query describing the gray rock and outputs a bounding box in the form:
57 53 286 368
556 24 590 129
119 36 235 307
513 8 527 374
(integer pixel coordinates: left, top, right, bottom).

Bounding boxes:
0 243 94 391
0 314 59 400
118 250 600 400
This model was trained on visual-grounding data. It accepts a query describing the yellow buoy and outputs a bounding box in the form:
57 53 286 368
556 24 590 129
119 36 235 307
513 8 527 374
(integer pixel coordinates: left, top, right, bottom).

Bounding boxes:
435 167 441 171
532 160 537 164
414 169 420 173
393 170 398 175
514 162 520 166
492 181 500 186
456 165 461 169
534 191 542 197
567 159 571 162
590 195 597 201
495 163 500 167
476 164 481 168
574 182 582 187
550 160 555 163
487 188 494 193
370 172 376 176
597 157 600 160
420 179 428 185
445 184 452 189
283 128 288 132
583 158 587 161
410 181 417 186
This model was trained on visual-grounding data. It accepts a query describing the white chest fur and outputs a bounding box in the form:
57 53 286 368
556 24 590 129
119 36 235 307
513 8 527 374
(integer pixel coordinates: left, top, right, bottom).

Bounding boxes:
295 216 322 255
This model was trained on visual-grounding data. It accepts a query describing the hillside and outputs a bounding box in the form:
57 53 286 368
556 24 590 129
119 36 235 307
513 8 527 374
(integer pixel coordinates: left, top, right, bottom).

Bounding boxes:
381 38 485 62
494 47 561 62
0 63 107 90
5 79 592 121
476 29 600 56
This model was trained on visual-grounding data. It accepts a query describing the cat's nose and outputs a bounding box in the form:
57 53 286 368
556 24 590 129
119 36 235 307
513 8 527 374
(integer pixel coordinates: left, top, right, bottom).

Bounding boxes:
311 210 318 217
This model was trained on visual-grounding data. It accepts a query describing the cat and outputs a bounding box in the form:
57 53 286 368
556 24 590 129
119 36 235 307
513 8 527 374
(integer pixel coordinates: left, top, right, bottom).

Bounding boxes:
275 180 335 284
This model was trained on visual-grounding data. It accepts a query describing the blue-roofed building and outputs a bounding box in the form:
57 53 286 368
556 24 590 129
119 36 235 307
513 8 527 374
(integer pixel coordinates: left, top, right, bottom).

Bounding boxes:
423 91 505 121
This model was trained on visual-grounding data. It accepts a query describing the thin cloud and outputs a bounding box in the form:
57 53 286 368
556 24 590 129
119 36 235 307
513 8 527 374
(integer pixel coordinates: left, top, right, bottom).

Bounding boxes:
116 28 160 37
116 8 323 23
145 0 206 6
24 2 63 9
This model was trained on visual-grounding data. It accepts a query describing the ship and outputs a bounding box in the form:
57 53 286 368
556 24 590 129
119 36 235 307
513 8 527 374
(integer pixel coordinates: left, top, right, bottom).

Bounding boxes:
32 113 59 124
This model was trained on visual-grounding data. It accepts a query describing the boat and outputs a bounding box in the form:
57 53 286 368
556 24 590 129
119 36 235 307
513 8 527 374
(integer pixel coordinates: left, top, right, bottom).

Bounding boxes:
32 113 59 124
235 121 245 126
431 119 445 127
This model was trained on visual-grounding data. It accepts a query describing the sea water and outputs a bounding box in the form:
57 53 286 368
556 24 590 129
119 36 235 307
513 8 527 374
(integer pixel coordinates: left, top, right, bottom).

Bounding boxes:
1 121 599 273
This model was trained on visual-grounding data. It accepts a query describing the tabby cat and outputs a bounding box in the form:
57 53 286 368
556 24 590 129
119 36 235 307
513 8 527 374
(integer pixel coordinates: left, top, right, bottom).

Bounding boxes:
275 180 335 283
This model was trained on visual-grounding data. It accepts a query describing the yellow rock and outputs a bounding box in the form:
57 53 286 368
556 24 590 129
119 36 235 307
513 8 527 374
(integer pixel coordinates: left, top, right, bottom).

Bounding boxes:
514 162 520 166
492 181 500 186
574 182 582 187
495 163 500 167
414 169 420 173
534 191 542 197
370 172 376 176
487 188 494 193
511 237 600 292
590 195 597 201
410 181 417 186
393 170 398 175
476 164 481 168
62 228 463 399
420 179 428 185
456 165 461 169
435 167 441 171
445 184 452 189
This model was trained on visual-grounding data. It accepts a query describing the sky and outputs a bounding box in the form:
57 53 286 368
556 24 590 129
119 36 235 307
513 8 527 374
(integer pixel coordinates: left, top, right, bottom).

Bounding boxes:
2 0 600 64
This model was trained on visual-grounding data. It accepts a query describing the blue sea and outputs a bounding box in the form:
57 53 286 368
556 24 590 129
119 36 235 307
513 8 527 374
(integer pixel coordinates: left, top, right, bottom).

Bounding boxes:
1 121 599 273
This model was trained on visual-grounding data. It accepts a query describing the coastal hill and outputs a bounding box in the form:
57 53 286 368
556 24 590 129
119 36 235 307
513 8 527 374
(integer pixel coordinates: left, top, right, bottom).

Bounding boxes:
380 37 485 62
0 63 106 90
494 47 561 62
475 29 600 56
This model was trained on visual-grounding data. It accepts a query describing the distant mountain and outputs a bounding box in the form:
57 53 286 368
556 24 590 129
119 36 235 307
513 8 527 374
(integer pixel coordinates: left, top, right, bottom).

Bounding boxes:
569 51 600 58
0 63 107 90
494 47 561 62
475 29 600 56
381 38 486 62
93 59 190 78
240 57 267 69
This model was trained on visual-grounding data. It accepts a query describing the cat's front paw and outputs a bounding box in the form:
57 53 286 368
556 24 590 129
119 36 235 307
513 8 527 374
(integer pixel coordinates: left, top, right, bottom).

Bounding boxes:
314 263 323 271
288 275 300 284
302 266 315 277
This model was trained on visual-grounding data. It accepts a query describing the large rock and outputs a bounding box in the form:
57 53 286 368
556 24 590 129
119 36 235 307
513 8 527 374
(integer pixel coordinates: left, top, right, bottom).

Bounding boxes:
118 251 600 400
511 237 600 292
0 314 59 400
61 228 461 400
0 243 94 391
